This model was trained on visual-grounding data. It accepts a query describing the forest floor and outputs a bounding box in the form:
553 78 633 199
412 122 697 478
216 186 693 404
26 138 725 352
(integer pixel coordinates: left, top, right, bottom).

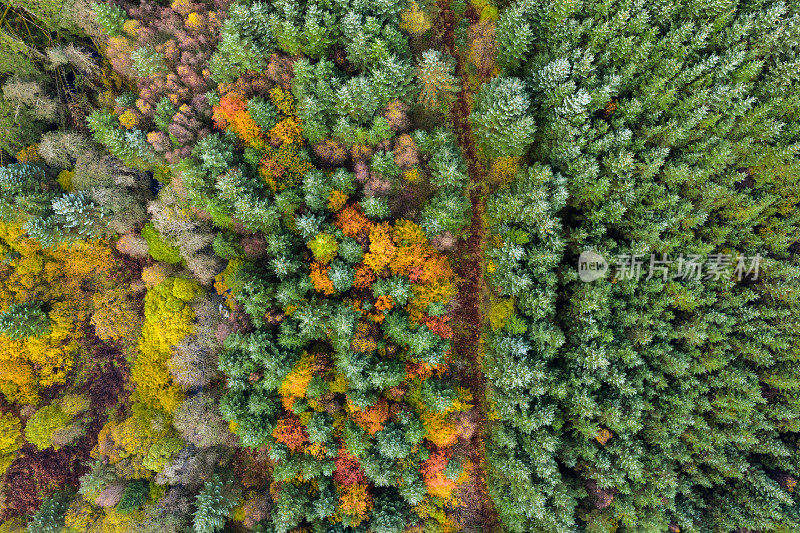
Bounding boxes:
437 2 500 530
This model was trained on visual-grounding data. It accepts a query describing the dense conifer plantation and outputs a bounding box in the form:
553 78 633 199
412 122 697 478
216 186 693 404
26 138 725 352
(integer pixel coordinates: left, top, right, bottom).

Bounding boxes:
481 1 800 531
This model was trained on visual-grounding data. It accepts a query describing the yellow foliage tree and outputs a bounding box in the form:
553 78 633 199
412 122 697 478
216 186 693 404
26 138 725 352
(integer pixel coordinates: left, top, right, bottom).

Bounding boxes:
278 352 316 410
399 1 432 34
0 412 22 475
95 403 183 479
338 483 373 526
91 283 142 345
131 277 198 413
0 222 119 404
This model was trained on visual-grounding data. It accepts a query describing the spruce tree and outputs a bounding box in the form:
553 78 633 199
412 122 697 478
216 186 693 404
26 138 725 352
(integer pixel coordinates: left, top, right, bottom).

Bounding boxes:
26 491 71 533
193 474 239 533
0 302 50 339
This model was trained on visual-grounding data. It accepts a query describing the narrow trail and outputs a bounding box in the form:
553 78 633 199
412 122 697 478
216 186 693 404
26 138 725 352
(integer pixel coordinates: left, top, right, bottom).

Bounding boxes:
436 2 500 530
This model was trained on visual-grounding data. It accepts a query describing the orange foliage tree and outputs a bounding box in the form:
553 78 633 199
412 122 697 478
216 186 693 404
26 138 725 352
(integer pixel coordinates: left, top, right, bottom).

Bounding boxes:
273 415 309 452
212 87 312 192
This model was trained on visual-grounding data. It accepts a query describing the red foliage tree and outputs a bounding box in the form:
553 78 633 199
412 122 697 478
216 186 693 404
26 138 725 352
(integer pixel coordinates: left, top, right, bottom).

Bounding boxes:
272 415 308 452
333 447 367 486
1 445 86 519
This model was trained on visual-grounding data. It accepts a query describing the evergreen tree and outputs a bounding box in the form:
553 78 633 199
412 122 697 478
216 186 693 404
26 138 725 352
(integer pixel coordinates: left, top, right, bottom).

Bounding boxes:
0 302 50 339
51 191 109 240
0 163 52 221
484 1 800 531
193 474 239 533
92 2 127 37
26 491 71 533
470 77 535 158
117 480 149 514
370 491 407 533
416 49 460 113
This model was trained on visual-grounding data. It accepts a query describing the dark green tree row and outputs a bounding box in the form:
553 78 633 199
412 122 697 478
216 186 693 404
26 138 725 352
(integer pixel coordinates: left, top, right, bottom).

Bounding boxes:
477 1 800 531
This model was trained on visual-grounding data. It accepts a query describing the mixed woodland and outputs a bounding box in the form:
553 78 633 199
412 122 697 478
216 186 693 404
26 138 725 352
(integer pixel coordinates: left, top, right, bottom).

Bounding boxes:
0 0 799 532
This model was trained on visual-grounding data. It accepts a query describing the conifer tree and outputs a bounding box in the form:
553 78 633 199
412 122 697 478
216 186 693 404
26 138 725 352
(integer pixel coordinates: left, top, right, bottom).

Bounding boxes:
484 1 800 531
470 77 535 159
0 302 50 339
26 491 71 533
193 474 239 533
416 50 460 114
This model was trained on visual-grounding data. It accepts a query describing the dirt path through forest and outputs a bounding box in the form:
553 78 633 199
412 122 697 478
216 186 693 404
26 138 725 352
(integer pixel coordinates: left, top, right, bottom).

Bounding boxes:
436 2 500 530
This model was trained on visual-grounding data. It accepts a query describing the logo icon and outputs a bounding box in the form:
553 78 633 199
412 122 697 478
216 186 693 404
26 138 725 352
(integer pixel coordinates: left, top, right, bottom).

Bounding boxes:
578 250 608 282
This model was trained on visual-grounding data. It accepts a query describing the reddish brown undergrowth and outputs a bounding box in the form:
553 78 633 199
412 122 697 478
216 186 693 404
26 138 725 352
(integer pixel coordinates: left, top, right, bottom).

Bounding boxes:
434 1 499 530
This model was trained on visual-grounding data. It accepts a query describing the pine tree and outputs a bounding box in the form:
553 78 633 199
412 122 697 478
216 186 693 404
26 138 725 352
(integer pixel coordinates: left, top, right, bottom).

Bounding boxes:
0 163 52 221
51 191 109 240
271 481 310 533
375 423 411 459
193 475 239 533
26 491 71 533
360 197 391 220
483 1 800 530
419 379 457 413
495 3 533 72
210 2 274 83
420 189 471 236
370 491 407 533
117 480 149 514
92 3 127 37
416 49 460 113
470 77 536 158
0 302 50 339
131 46 166 77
